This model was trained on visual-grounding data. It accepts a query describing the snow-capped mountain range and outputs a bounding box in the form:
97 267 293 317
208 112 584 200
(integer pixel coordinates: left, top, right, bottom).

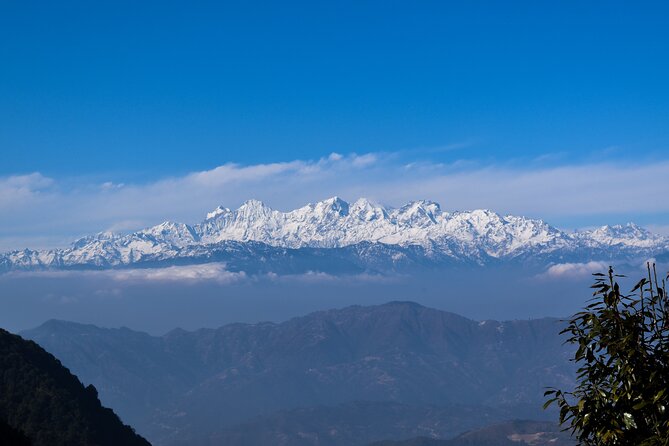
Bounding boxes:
2 197 668 274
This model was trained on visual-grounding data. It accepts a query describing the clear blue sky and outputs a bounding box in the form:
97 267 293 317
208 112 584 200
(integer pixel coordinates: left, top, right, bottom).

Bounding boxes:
2 0 668 180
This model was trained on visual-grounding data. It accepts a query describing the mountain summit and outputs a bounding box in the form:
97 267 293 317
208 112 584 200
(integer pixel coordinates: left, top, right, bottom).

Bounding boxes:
1 198 667 273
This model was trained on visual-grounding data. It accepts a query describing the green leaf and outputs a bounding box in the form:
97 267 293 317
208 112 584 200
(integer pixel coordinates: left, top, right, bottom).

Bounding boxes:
654 389 666 403
633 401 647 410
630 279 647 293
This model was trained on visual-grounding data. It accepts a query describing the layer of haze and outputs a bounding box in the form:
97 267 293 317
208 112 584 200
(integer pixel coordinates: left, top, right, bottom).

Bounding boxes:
0 264 639 334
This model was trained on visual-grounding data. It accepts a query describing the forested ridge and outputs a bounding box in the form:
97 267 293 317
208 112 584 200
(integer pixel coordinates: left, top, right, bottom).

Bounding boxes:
0 328 150 446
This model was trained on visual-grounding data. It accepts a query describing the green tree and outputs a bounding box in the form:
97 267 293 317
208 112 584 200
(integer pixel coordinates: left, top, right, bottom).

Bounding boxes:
545 264 669 445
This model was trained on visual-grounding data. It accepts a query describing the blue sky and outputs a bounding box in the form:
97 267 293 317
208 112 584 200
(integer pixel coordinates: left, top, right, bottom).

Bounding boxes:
1 1 669 249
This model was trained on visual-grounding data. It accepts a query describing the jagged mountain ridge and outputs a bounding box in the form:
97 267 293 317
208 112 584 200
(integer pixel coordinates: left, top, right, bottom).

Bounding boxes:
2 197 667 272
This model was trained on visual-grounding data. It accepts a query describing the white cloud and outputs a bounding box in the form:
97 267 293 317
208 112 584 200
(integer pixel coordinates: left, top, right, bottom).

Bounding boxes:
100 181 124 191
0 265 394 286
1 154 669 251
0 173 54 207
350 153 377 168
1 264 246 284
187 161 308 186
2 172 54 190
541 261 609 279
110 264 246 284
266 270 394 285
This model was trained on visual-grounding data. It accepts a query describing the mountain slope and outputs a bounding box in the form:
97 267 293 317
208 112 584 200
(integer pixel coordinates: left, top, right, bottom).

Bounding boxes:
2 198 667 273
23 302 575 445
0 328 150 446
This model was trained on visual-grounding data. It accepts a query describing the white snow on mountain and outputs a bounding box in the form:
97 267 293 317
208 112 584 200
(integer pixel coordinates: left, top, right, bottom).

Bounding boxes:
195 197 565 254
579 223 662 248
1 198 668 272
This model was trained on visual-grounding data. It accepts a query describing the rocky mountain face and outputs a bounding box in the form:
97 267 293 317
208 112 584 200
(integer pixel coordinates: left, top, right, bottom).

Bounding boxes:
2 198 667 273
23 302 575 446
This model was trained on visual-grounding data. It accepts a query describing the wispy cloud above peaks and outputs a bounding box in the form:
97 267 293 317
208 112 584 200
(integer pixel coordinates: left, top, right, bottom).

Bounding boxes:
1 152 668 251
0 173 54 207
100 181 125 191
1 172 53 190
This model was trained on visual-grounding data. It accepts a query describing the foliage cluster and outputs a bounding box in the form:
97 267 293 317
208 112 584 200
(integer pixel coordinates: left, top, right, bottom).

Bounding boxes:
546 264 669 445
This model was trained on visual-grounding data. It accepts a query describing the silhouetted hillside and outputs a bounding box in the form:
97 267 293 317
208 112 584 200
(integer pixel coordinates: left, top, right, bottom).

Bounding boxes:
23 302 574 445
0 328 150 446
0 418 31 446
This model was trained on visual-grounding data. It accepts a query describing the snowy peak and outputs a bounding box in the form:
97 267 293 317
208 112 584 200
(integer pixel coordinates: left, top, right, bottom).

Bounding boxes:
350 198 388 222
587 223 658 248
392 201 441 227
189 198 664 254
2 197 668 272
315 196 349 217
104 198 668 253
72 231 119 249
140 221 199 246
206 206 231 220
236 199 273 218
593 223 650 238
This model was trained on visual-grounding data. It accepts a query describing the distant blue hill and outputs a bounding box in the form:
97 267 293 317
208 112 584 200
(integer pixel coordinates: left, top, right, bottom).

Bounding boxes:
23 301 575 446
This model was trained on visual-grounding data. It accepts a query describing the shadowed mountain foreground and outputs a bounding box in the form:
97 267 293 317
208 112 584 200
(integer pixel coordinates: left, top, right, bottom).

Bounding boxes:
0 328 150 446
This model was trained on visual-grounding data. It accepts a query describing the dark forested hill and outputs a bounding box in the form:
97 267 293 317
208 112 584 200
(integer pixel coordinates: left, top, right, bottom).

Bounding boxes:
0 328 150 446
23 302 575 445
0 418 31 446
